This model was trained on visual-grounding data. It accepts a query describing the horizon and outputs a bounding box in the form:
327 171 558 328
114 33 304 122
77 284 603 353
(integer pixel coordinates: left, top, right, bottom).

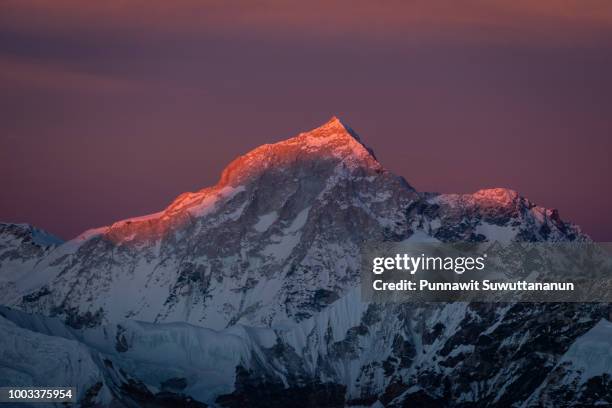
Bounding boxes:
2 113 611 241
0 115 602 241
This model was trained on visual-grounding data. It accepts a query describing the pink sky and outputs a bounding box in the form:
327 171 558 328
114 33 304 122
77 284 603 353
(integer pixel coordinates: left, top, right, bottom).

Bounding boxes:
1 1 611 239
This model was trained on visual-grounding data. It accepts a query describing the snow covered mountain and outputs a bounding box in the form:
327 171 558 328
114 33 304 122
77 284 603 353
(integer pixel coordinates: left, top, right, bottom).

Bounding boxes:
0 117 609 407
8 117 419 330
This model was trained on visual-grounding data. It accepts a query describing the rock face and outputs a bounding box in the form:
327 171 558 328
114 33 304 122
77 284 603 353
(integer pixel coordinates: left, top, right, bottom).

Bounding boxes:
0 223 63 305
0 223 63 274
0 117 609 407
417 188 582 243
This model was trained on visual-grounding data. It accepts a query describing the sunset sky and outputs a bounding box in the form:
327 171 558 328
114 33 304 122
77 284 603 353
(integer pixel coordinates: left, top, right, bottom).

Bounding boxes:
1 1 611 240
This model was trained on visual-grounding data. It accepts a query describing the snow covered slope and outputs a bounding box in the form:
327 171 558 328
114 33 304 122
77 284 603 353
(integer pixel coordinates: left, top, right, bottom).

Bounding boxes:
523 319 612 407
0 223 63 305
0 312 112 406
0 306 258 405
1 298 609 406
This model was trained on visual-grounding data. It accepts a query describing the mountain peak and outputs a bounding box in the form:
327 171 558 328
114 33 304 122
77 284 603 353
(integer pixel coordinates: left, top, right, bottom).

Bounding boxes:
90 118 388 238
0 223 64 247
293 116 378 162
308 116 362 142
212 117 380 188
321 115 350 130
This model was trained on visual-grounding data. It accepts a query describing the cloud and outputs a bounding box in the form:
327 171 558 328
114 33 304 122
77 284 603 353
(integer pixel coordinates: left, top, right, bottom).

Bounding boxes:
0 56 137 93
